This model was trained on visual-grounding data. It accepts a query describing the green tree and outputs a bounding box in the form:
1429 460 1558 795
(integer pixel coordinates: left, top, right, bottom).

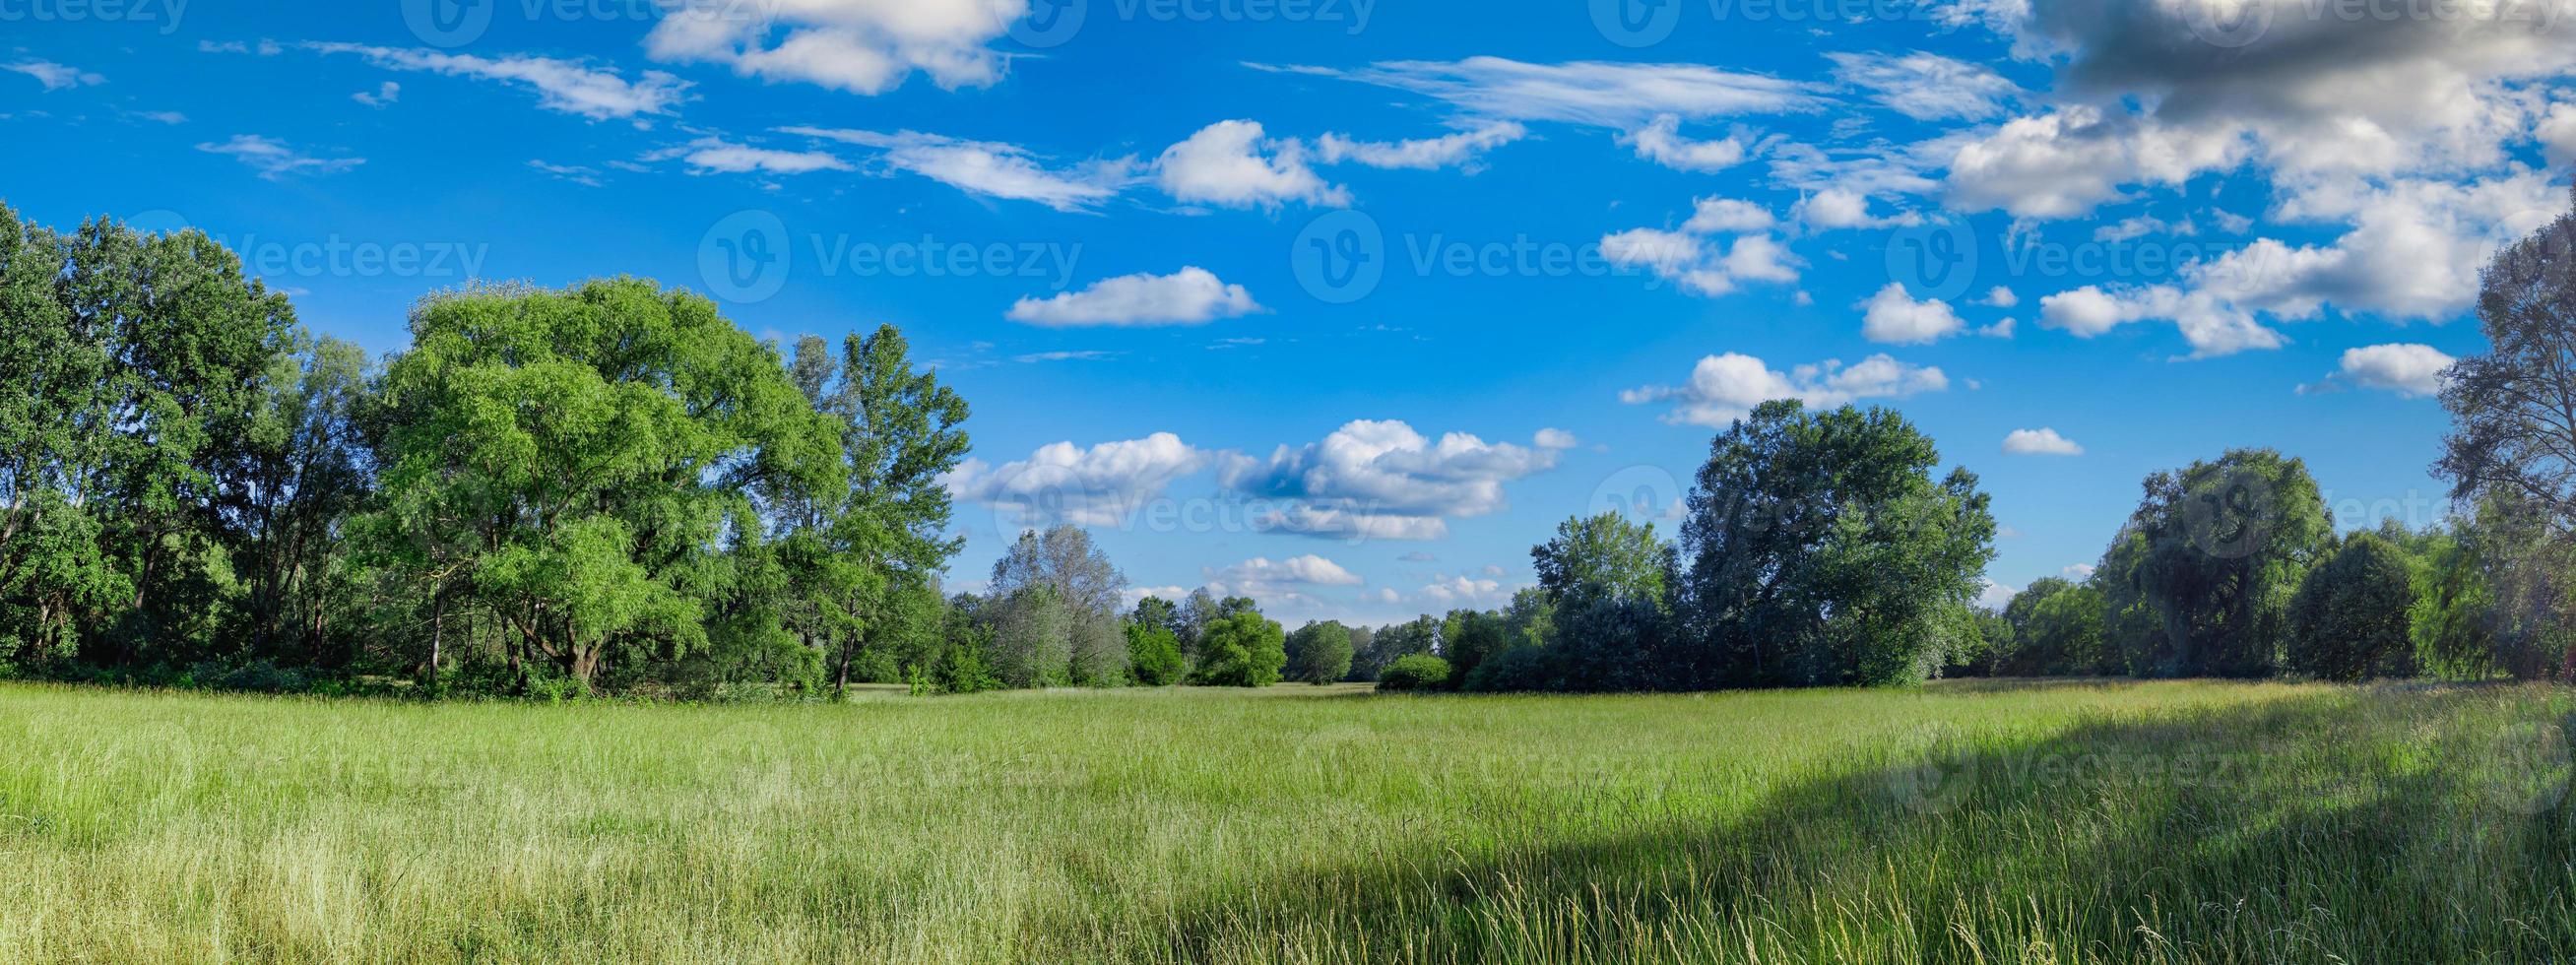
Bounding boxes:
1126 621 1186 685
1377 653 1450 691
2093 450 2329 677
1679 402 1997 688
1284 620 1355 684
1192 610 1285 687
2285 533 2419 680
361 279 842 690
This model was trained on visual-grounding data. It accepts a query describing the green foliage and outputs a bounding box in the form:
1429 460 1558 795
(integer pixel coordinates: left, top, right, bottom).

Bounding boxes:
1376 653 1451 691
2286 534 2419 680
1126 622 1187 686
1680 402 1997 688
1192 611 1286 687
1283 621 1354 684
2093 449 2330 678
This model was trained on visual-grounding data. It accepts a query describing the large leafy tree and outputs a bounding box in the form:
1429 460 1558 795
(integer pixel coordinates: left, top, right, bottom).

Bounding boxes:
2093 449 2329 678
361 279 842 689
0 207 295 667
988 526 1127 685
1679 401 1997 687
1284 620 1355 684
216 334 374 664
1193 609 1286 687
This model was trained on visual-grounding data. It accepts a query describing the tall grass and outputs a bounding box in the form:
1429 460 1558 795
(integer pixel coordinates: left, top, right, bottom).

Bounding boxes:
0 680 2567 963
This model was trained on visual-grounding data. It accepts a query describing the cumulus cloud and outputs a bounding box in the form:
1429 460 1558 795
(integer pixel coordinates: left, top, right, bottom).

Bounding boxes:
1602 196 1800 297
1858 283 1966 344
1534 428 1580 449
1205 555 1367 600
2003 427 2085 456
1622 353 1950 426
197 135 364 179
1156 119 1349 210
1977 286 2020 307
6 59 102 91
352 81 400 108
943 433 1211 528
644 0 1023 96
2306 343 2457 398
781 126 1138 211
1417 574 1511 608
1826 51 2019 121
1006 267 1263 327
1683 197 1776 233
305 43 689 120
1315 120 1526 170
1220 419 1561 541
1620 114 1752 171
1794 187 1923 229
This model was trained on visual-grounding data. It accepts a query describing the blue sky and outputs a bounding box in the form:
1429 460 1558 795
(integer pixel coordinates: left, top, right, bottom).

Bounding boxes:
4 0 2566 625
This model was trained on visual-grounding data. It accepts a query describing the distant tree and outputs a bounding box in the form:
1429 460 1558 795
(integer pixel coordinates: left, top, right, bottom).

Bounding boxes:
986 584 1072 688
2020 584 2108 676
1130 596 1182 639
1533 512 1673 611
1284 620 1354 684
217 334 374 665
1377 653 1451 692
2093 450 2329 677
1526 512 1677 690
1125 622 1185 685
2286 533 2419 680
1342 623 1376 681
1439 610 1509 689
990 526 1127 686
1679 402 1997 688
1354 615 1437 681
1192 610 1285 687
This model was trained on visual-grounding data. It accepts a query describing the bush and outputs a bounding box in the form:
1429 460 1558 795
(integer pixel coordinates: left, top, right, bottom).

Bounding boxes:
1378 654 1452 692
1126 623 1186 686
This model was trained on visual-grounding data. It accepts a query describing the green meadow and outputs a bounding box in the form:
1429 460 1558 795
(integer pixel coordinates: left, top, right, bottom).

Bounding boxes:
2 680 2570 964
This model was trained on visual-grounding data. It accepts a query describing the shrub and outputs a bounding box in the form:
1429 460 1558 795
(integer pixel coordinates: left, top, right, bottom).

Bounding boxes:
1126 623 1185 686
1378 654 1452 692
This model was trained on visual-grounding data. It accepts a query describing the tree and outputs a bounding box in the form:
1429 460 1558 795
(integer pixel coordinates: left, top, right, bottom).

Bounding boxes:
1533 512 1673 611
989 526 1127 686
1192 610 1285 687
809 326 972 695
1679 402 1997 688
2019 584 2107 676
1354 615 1437 681
217 334 374 665
986 584 1073 688
2093 450 2329 677
362 279 843 690
1523 512 1677 690
2437 189 2576 677
1284 620 1355 684
1126 622 1186 685
2286 533 2419 680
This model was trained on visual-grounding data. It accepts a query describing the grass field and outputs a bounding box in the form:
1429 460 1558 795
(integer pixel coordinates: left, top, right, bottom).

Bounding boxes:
2 680 2572 964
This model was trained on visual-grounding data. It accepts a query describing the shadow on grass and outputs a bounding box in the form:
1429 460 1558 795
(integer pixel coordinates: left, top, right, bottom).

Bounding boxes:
1122 687 2576 964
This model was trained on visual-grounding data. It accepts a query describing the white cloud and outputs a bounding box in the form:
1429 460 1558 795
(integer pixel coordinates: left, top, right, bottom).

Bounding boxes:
1943 107 2250 220
1271 57 1819 129
644 0 1023 96
1826 51 2018 121
5 60 102 91
1683 197 1775 233
1534 428 1580 449
1976 579 2018 611
1858 283 1966 344
648 136 852 174
781 126 1139 211
1206 555 1367 599
1417 574 1511 608
1316 121 1525 170
1220 419 1561 541
305 43 689 120
944 433 1211 527
1620 114 1750 172
2002 428 2085 456
1622 353 1949 426
1976 286 2019 308
1156 119 1349 210
2310 344 2457 398
352 81 400 108
196 135 364 179
529 161 604 186
2093 215 2194 243
1007 267 1263 327
1793 187 1922 230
